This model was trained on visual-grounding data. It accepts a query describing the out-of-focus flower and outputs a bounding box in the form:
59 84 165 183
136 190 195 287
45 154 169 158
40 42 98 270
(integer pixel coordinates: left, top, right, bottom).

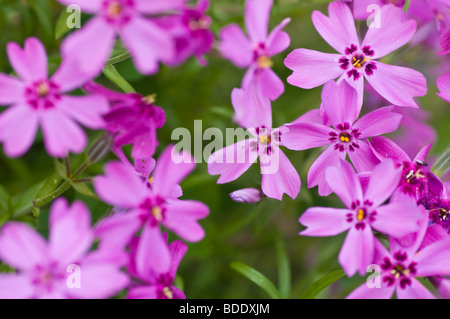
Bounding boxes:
208 86 300 201
299 159 423 276
157 0 214 66
285 2 427 108
83 82 165 160
219 0 291 101
57 0 186 75
437 72 450 102
127 236 187 299
0 199 129 299
94 145 209 275
0 38 108 157
230 188 262 203
282 80 401 196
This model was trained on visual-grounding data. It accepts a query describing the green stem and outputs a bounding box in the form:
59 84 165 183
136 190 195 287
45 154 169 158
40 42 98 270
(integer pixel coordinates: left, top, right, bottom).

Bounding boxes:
33 180 71 209
432 147 450 178
107 51 131 65
102 65 135 93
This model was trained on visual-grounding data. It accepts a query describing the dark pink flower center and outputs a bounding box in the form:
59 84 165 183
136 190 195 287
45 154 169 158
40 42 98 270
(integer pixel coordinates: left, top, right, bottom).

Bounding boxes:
140 196 166 226
253 42 273 69
346 199 376 230
252 126 280 156
102 0 135 26
31 263 65 293
25 80 61 110
328 123 361 152
381 251 417 289
399 160 427 197
155 274 176 299
339 44 377 81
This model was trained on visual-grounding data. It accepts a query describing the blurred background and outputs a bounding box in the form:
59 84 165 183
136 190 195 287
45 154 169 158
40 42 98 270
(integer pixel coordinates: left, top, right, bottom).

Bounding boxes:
0 0 448 298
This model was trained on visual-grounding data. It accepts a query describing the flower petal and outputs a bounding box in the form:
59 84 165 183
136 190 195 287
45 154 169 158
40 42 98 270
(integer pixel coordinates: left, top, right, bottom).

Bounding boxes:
0 74 24 104
0 274 35 299
396 279 435 299
282 122 332 151
311 1 359 54
436 72 450 103
245 0 272 43
267 18 291 56
364 159 401 207
6 38 47 82
134 0 186 14
369 136 410 164
231 85 272 129
415 238 450 277
353 106 402 139
346 281 395 299
339 225 374 276
299 207 352 236
219 24 253 68
285 49 343 89
136 224 171 275
58 95 109 129
325 159 363 208
208 139 259 184
348 140 380 173
364 61 427 108
260 148 300 200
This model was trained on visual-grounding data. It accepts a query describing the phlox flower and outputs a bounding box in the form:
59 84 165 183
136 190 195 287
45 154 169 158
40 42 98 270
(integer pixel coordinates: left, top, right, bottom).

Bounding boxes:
282 80 401 196
229 188 262 204
0 199 129 299
57 0 187 75
0 38 108 157
94 145 209 275
127 236 187 299
348 211 450 299
157 0 214 66
299 159 423 276
83 82 166 160
348 0 406 20
370 136 433 201
437 72 450 103
219 0 291 101
207 86 300 201
285 1 427 108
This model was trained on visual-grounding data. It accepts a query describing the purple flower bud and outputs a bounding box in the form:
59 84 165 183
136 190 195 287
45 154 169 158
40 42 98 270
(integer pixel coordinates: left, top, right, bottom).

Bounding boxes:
229 188 262 203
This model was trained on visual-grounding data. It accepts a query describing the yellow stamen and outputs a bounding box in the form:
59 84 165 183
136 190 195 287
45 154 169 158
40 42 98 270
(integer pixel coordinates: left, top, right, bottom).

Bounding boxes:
437 13 444 21
189 17 209 30
37 82 49 97
339 133 350 143
163 286 173 299
352 56 370 68
259 135 271 145
152 206 163 221
257 56 273 69
406 169 425 183
357 209 365 221
148 176 154 184
107 1 122 19
142 94 156 105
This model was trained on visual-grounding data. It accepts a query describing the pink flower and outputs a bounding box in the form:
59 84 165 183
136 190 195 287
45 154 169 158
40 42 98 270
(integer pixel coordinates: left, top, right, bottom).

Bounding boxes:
348 212 450 299
94 145 209 275
207 86 301 201
437 72 450 103
157 0 214 66
57 0 187 75
282 80 401 196
370 136 433 201
299 159 423 276
127 236 187 299
230 188 262 203
0 38 108 157
219 0 291 101
285 1 427 108
0 199 129 299
83 82 166 159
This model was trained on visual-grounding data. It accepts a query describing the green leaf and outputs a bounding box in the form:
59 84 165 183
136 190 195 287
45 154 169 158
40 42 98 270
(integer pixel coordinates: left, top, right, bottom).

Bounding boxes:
276 235 291 299
403 0 410 12
34 172 63 201
230 262 282 299
299 269 346 299
55 7 72 39
432 147 450 178
103 65 136 93
72 183 98 199
12 182 45 217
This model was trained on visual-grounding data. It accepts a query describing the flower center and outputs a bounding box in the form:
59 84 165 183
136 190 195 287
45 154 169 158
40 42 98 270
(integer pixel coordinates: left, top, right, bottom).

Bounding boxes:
107 1 122 19
163 286 173 299
329 125 361 152
142 94 156 105
352 55 370 68
257 56 273 69
259 134 271 145
356 208 365 221
339 132 350 143
103 0 134 25
339 44 377 81
188 16 210 30
152 206 163 222
25 80 60 110
405 169 425 184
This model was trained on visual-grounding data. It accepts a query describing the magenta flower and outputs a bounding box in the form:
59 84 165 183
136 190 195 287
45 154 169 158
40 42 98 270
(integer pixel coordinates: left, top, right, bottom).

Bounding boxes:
156 0 214 66
370 136 433 201
84 82 165 159
282 80 401 196
348 214 450 299
440 28 450 54
57 0 186 75
94 145 209 275
219 0 291 101
350 0 406 20
284 1 427 107
419 173 450 233
0 199 128 299
299 159 423 276
207 87 300 201
0 38 108 157
127 236 187 299
437 72 450 103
